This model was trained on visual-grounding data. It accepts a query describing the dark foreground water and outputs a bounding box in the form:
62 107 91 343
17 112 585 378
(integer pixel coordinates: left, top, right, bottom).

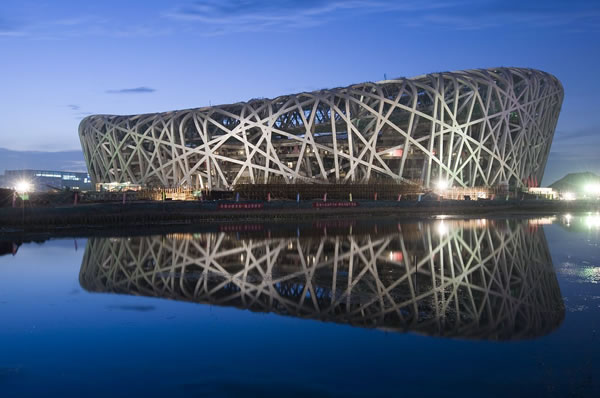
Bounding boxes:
1 214 599 397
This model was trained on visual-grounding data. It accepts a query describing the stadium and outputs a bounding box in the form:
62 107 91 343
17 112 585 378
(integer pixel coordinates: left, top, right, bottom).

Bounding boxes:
79 67 563 194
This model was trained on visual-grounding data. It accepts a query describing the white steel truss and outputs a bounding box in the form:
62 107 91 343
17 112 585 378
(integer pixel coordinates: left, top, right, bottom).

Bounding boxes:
80 219 564 340
79 67 563 190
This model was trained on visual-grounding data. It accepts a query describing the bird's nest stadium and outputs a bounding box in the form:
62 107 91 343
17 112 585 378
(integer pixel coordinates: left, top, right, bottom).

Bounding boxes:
79 67 563 193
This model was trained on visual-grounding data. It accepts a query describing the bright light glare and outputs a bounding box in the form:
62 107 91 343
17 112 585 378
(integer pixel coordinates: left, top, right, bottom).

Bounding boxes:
584 183 600 194
563 192 576 201
436 179 449 190
585 214 600 229
437 221 448 236
15 180 31 193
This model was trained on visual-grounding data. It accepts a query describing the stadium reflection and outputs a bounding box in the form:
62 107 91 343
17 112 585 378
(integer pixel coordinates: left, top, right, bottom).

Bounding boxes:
79 218 564 340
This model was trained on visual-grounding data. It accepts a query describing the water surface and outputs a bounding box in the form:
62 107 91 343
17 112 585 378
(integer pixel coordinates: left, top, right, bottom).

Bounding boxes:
1 215 598 397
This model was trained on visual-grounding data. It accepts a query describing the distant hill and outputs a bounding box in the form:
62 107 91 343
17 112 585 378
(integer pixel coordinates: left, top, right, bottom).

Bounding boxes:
0 147 87 174
549 172 600 193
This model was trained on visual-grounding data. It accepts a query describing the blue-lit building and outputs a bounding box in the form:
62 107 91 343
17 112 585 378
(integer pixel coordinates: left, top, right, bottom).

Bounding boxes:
0 169 92 192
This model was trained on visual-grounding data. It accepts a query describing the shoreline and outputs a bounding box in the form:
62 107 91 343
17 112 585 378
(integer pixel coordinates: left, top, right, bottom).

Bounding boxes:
0 199 596 239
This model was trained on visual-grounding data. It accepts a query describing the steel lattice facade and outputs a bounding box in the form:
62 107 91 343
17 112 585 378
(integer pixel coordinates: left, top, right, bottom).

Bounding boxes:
80 219 564 340
79 67 563 190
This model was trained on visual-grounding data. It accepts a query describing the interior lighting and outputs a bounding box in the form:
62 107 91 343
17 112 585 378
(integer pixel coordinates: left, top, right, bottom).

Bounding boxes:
436 179 449 191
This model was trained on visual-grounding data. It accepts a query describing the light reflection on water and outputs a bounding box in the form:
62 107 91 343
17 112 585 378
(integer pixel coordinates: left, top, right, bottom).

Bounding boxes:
0 215 598 397
80 218 563 341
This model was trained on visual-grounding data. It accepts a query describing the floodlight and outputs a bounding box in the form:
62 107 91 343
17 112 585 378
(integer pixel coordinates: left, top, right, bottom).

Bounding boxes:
15 180 31 193
584 184 600 194
436 180 449 191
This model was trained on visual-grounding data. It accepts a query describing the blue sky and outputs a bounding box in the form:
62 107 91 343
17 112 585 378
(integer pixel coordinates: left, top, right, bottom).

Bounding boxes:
1 0 599 183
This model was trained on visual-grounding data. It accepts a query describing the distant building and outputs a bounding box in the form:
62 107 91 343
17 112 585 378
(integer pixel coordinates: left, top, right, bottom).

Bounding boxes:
526 187 557 200
0 169 92 192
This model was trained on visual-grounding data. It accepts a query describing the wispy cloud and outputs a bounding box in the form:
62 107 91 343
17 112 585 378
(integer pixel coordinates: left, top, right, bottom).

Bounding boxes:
106 87 156 94
164 0 457 34
67 104 93 120
548 127 600 164
2 1 599 40
553 127 599 141
0 16 26 37
423 8 600 30
164 0 600 34
0 29 26 37
0 13 170 40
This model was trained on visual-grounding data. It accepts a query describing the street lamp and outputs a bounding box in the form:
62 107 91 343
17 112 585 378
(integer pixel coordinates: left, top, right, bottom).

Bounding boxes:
436 179 449 191
14 180 31 224
584 183 600 197
15 180 31 194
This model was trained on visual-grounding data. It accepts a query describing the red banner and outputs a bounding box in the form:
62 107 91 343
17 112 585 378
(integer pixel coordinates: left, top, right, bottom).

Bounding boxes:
218 203 264 210
219 224 264 232
313 201 358 208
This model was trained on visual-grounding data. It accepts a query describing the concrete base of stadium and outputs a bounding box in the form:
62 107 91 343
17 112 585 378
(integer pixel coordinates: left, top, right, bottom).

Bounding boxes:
0 199 597 233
